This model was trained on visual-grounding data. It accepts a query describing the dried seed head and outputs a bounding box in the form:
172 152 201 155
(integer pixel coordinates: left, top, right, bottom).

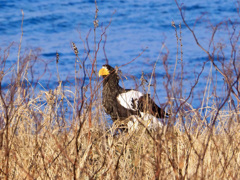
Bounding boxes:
93 20 99 28
171 20 176 28
56 51 59 64
95 8 99 19
72 42 78 56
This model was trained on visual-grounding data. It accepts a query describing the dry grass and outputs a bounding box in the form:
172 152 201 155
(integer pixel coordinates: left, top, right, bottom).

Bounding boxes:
0 47 239 179
1 1 240 179
0 90 239 179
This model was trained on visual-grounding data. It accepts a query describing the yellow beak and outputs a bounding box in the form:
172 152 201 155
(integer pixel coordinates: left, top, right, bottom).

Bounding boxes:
98 68 110 77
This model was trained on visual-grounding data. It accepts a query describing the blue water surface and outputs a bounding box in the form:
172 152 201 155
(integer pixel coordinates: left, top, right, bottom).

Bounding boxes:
0 0 239 109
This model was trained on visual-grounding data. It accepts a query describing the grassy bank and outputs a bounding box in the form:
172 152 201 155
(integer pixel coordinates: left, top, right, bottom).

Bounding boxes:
1 2 240 179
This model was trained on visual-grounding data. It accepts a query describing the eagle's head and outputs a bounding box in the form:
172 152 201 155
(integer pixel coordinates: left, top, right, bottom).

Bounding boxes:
98 64 115 77
99 64 120 86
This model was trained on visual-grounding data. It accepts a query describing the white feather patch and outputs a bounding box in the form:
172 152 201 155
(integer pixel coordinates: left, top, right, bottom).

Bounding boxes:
140 112 163 129
117 90 163 131
117 90 143 111
127 116 139 132
127 113 163 132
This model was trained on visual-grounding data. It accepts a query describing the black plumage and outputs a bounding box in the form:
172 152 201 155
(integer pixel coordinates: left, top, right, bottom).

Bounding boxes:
98 64 168 128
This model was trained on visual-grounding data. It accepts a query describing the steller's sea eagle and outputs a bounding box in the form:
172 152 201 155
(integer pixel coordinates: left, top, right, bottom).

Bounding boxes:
98 64 168 130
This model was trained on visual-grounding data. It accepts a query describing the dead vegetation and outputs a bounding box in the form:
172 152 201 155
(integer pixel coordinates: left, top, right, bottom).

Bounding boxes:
0 1 240 179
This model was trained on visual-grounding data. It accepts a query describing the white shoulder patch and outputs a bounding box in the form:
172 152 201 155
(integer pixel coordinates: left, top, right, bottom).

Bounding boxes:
116 90 143 111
